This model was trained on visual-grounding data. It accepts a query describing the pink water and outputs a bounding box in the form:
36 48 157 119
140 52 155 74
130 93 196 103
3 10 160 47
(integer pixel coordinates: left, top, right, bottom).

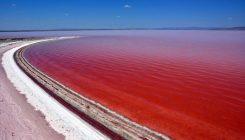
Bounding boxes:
24 31 245 139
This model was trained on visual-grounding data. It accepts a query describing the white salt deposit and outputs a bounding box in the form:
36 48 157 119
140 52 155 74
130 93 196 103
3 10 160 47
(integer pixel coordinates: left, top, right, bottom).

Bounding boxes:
2 39 110 140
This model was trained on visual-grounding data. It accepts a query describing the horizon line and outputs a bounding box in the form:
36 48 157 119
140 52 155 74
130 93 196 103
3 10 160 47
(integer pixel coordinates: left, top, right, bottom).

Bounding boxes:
0 26 245 32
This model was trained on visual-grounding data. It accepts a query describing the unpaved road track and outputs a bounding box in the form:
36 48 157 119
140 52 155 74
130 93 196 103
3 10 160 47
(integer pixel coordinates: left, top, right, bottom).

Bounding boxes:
0 42 64 140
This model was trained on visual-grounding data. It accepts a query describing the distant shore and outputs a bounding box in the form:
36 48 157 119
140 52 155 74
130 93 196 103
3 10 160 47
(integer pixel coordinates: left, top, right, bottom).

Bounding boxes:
0 26 245 33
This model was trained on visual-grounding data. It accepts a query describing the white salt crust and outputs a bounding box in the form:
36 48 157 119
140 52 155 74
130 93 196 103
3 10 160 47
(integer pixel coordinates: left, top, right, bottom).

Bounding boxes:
2 39 110 140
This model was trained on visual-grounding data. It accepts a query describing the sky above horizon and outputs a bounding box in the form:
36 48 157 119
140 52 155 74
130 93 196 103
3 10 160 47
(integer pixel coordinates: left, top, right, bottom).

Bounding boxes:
0 0 245 30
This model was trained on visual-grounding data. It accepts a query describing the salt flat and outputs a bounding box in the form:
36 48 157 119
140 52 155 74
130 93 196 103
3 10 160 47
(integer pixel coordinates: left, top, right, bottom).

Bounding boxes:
1 39 109 140
0 41 64 140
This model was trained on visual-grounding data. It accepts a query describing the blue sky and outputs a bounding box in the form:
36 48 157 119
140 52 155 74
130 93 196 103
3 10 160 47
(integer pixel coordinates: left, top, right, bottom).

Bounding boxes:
0 0 245 30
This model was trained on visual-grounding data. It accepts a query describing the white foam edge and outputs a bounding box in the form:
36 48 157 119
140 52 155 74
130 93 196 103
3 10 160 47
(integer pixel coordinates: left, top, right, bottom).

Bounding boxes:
2 39 110 140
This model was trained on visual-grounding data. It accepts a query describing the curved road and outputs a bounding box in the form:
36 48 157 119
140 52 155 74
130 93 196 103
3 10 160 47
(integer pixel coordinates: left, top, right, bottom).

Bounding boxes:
0 42 64 140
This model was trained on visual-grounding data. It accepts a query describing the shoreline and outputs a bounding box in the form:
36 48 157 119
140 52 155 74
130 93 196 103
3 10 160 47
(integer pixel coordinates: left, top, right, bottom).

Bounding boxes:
14 38 170 140
2 38 110 140
0 41 63 140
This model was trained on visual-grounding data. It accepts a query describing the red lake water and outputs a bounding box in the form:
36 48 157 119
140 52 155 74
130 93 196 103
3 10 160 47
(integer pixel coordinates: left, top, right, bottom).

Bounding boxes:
24 31 245 139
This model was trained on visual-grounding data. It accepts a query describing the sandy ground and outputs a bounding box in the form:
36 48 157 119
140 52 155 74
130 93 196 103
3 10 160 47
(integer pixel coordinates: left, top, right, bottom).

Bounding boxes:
0 42 64 140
